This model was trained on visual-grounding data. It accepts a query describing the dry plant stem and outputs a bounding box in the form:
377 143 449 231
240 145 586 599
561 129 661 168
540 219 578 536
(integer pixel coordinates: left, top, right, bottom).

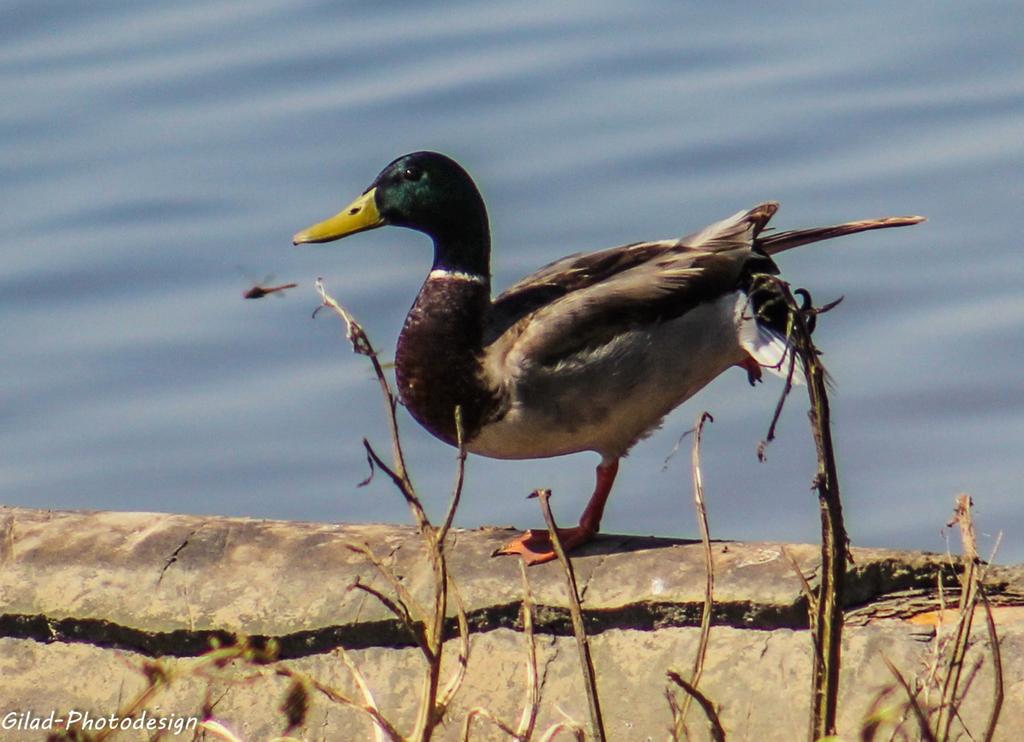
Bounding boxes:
349 577 430 657
979 590 1003 742
438 406 468 545
336 648 389 742
883 658 937 742
925 570 949 706
877 497 1004 742
347 545 429 635
667 672 726 742
68 642 275 742
462 708 523 741
538 724 586 742
750 278 847 741
410 409 469 740
277 649 389 742
535 488 607 742
517 560 542 739
316 280 471 742
198 719 247 742
781 545 817 617
438 577 470 712
787 289 847 742
936 496 979 741
951 660 986 728
412 411 468 740
857 685 898 742
459 562 540 742
690 411 715 687
315 278 422 523
938 494 1003 742
278 666 405 742
757 336 799 461
81 660 170 742
672 411 715 738
363 439 428 530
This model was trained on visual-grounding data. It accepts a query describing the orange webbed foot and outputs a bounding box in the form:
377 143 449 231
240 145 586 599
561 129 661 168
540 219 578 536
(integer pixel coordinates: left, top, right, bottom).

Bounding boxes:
493 526 596 566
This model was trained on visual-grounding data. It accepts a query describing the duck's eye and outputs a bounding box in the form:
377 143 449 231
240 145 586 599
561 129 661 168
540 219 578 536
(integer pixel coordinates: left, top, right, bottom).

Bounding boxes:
402 165 423 182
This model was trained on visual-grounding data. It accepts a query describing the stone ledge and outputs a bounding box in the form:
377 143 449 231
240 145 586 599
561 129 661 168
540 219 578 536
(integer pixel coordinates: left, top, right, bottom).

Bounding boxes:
1 506 1021 740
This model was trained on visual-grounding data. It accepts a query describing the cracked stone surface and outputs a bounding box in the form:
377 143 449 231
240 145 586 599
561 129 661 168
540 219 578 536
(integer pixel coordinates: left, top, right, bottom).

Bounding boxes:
1 506 1022 740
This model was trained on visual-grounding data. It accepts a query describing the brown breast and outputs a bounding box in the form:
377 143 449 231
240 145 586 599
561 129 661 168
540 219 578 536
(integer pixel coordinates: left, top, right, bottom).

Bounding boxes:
395 276 502 446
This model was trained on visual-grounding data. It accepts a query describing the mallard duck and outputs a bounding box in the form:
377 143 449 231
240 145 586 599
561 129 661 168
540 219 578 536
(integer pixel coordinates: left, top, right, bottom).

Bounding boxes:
294 151 923 564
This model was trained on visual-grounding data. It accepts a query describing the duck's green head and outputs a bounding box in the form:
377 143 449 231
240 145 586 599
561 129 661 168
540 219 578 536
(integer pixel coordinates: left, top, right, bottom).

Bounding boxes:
293 151 490 274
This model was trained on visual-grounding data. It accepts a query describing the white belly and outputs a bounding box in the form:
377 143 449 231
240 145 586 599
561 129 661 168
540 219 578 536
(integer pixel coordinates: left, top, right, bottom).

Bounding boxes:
468 292 749 460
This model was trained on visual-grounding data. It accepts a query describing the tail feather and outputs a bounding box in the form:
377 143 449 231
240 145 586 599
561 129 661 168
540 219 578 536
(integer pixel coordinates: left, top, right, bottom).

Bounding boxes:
759 215 925 256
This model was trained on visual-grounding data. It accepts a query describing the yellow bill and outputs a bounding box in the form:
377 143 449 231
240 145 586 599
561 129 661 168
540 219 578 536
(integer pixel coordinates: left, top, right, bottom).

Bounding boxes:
292 188 383 245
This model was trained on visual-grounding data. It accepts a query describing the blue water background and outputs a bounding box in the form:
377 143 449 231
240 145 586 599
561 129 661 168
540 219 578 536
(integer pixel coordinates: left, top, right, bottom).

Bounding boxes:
3 2 1022 560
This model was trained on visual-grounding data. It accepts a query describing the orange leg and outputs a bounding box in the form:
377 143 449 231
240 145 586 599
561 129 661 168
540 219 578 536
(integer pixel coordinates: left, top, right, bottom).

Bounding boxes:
737 355 763 385
495 458 620 566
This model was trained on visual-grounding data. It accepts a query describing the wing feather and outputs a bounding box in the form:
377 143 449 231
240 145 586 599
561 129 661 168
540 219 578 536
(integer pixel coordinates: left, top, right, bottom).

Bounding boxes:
484 203 783 373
